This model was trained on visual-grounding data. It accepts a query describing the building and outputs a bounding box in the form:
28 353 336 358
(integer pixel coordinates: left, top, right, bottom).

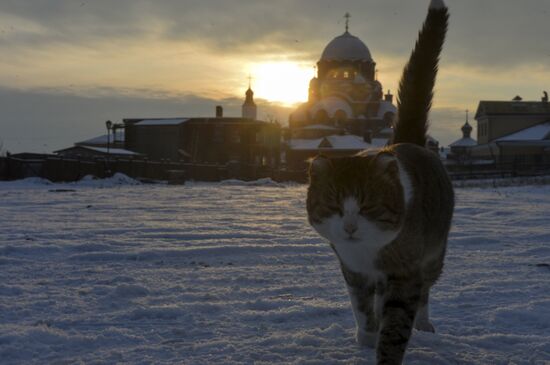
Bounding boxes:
123 89 280 168
468 93 550 169
285 18 398 170
448 113 477 162
475 93 550 144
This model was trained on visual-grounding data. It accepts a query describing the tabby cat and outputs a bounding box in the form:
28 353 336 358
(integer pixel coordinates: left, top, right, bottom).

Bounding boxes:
306 1 453 364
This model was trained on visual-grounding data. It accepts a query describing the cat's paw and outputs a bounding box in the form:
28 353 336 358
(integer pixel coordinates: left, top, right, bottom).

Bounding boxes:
414 320 435 333
356 329 377 348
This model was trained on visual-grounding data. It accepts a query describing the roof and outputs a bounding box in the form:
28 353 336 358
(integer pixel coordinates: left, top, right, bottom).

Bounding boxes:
494 121 550 142
126 117 275 126
375 101 397 119
288 135 387 151
320 31 372 62
300 124 339 131
75 131 125 146
475 101 550 119
450 137 478 147
135 118 189 126
55 145 141 156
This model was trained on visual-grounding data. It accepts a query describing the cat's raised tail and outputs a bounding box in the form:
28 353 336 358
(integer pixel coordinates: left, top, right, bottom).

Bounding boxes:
392 0 449 147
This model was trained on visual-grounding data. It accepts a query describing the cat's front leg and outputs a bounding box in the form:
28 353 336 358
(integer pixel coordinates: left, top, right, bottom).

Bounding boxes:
376 277 422 365
346 284 378 348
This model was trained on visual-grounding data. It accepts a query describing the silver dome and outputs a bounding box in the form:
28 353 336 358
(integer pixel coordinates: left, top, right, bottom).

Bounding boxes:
320 32 372 61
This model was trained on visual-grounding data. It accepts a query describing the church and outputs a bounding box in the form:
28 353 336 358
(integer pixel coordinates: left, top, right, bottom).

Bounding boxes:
285 16 397 170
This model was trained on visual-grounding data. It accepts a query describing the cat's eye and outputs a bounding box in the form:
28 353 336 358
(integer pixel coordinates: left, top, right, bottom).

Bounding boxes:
360 206 376 215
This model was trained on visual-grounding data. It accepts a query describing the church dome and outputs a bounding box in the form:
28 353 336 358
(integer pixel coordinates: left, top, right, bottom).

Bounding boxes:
320 31 373 62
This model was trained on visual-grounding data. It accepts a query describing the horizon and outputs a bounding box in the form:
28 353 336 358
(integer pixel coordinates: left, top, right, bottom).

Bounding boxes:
1 0 549 153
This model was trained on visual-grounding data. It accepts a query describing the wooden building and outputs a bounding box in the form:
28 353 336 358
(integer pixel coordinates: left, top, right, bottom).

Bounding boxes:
123 115 280 168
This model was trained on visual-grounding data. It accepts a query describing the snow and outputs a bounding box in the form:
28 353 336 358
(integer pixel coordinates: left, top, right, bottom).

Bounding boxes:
495 122 550 142
78 146 142 155
450 137 477 147
1 178 549 364
301 124 339 131
375 101 397 119
76 131 125 146
135 119 189 126
289 135 388 151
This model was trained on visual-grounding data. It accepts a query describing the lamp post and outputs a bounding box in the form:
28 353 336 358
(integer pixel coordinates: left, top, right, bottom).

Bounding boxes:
105 120 112 155
105 120 112 176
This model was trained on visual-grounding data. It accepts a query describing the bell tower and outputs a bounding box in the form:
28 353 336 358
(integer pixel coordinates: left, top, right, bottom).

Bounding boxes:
242 76 257 120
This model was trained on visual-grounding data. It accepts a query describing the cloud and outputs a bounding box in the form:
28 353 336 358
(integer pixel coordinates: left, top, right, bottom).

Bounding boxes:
1 0 548 69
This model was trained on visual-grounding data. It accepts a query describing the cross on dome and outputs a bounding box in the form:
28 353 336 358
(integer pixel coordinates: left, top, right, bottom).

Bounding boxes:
344 12 351 32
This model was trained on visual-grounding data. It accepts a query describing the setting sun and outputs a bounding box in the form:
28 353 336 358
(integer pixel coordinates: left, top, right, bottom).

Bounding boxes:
249 62 313 106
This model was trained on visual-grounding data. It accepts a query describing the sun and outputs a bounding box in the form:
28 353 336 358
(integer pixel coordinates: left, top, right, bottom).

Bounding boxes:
249 62 313 107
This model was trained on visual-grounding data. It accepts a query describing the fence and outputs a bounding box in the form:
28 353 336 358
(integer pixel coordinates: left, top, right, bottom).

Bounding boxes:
2 156 550 183
0 156 281 183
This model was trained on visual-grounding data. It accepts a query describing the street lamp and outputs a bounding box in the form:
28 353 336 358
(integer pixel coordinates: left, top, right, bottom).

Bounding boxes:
105 120 113 155
105 120 113 177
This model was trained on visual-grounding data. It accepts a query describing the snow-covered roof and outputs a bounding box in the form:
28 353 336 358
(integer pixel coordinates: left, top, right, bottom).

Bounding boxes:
300 124 339 131
450 137 477 147
310 97 353 119
320 31 373 61
288 135 387 151
83 146 140 155
375 101 397 119
135 118 189 126
495 122 550 142
76 131 125 146
56 145 141 156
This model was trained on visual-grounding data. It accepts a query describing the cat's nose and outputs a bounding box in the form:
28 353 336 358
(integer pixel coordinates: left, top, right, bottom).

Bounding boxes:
344 222 358 236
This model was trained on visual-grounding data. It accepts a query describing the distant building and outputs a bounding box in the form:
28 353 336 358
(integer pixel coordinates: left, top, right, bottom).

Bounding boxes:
285 20 398 169
448 113 477 162
54 130 141 159
123 89 280 168
475 94 550 144
469 92 550 167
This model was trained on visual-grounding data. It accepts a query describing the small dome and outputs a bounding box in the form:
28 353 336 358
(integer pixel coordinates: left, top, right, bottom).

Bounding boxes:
320 32 373 61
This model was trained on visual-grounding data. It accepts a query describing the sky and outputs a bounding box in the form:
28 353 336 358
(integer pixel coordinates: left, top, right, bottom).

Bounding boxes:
0 0 549 153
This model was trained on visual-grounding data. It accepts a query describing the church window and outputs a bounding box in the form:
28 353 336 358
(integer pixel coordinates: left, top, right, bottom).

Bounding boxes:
343 71 350 79
314 110 329 124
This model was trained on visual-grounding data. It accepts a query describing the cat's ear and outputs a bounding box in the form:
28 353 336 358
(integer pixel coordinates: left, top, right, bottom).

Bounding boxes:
372 151 399 176
308 155 332 180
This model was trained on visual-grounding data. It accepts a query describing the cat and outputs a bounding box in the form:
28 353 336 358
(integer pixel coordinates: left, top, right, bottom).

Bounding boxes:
306 1 453 364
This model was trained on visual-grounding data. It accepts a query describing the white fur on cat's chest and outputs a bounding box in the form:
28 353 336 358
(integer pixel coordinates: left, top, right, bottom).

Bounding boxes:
332 236 384 281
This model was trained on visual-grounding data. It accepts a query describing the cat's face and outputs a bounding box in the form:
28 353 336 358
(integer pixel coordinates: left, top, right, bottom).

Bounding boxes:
306 153 406 245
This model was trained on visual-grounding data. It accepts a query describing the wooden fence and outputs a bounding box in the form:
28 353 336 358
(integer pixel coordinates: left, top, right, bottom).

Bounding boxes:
1 156 550 183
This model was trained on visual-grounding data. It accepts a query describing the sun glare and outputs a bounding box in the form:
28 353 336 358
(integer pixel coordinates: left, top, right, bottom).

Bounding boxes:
250 62 313 106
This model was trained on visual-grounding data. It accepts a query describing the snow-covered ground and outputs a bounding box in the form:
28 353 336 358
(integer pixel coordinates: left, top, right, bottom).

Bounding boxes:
1 177 549 364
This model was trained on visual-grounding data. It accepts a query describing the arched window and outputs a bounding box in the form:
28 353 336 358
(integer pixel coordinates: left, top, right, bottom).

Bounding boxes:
334 110 348 123
314 110 329 124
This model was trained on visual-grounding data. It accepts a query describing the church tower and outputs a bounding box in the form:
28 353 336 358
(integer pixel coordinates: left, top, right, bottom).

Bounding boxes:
242 87 257 120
